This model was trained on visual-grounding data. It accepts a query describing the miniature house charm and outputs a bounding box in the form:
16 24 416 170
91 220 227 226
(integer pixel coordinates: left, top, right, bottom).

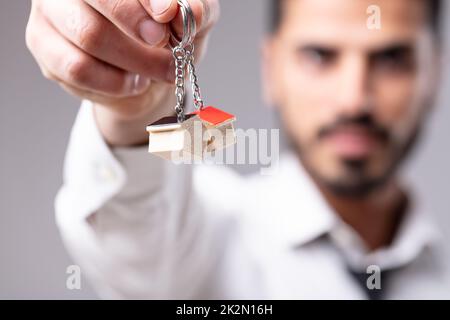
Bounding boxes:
146 106 236 161
146 1 237 162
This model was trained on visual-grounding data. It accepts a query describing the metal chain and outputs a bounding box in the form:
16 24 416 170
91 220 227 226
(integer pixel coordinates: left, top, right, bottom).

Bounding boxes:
173 46 187 122
172 43 204 122
185 44 204 110
170 0 204 122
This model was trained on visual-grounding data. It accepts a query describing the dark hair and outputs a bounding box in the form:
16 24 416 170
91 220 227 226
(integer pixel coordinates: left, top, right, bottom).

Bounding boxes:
269 0 442 38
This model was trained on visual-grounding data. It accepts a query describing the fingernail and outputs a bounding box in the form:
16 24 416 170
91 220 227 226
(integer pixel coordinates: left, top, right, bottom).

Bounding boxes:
139 19 166 46
125 74 151 95
149 0 172 15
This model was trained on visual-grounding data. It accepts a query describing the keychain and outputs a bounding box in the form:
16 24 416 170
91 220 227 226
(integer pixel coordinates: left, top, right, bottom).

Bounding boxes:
146 0 236 161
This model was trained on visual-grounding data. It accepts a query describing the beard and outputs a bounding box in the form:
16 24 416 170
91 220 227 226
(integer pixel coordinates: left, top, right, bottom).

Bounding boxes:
317 157 398 198
287 114 423 199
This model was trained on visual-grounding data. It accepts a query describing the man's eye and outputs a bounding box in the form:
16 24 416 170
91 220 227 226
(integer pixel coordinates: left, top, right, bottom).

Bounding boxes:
299 48 336 66
372 49 414 71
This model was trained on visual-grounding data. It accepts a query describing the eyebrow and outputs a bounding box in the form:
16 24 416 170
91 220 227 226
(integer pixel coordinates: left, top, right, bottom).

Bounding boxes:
294 41 415 55
294 44 339 55
296 43 337 50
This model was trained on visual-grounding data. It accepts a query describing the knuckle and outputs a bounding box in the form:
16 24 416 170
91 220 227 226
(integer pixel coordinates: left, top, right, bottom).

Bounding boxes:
90 0 130 19
75 20 104 52
110 0 129 20
110 0 143 37
65 55 90 84
25 26 36 52
25 16 39 52
32 0 43 14
41 67 57 81
91 0 144 38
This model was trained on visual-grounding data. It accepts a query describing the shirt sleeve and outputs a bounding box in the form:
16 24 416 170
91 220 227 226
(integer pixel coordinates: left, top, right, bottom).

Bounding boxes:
54 100 241 299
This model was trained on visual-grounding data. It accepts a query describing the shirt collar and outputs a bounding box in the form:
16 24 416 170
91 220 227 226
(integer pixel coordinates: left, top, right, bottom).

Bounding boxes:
272 151 442 270
330 192 442 271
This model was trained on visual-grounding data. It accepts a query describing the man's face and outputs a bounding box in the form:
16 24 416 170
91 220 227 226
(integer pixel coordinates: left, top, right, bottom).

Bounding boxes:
265 0 439 196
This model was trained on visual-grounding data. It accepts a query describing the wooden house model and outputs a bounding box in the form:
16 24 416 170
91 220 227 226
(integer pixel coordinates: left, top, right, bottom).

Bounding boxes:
146 106 236 161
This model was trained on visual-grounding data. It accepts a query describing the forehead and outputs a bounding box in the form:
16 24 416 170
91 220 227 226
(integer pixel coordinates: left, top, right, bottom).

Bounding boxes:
278 0 430 48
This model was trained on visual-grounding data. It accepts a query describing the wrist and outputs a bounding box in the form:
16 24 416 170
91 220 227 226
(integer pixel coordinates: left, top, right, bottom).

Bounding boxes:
93 87 176 147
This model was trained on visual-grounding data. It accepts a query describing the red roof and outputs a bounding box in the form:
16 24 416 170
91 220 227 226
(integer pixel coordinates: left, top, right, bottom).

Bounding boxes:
191 106 235 126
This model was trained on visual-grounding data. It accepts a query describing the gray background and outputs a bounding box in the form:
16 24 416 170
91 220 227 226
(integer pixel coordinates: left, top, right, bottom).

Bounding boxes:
0 1 449 299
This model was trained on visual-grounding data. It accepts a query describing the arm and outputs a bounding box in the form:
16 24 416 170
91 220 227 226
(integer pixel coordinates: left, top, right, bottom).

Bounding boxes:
55 101 228 299
27 0 229 299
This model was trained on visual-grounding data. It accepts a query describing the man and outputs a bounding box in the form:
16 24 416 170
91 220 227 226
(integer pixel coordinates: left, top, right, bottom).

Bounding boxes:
26 0 449 299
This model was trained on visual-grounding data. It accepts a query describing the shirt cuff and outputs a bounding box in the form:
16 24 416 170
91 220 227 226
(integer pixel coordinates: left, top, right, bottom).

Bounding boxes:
55 100 168 223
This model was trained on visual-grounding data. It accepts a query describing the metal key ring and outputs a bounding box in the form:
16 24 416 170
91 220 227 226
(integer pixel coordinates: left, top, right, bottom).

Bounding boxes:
170 0 197 49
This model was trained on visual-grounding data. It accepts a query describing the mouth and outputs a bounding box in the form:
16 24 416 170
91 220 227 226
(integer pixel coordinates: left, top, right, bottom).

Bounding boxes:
322 125 384 159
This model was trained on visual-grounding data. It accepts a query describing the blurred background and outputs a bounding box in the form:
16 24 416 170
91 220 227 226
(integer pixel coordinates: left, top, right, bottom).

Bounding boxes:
0 1 449 299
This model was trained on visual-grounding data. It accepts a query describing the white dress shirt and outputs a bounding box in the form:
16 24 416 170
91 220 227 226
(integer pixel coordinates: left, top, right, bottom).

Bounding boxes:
55 101 450 299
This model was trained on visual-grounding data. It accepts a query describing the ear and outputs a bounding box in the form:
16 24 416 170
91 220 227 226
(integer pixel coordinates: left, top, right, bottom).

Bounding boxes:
432 47 443 95
260 37 278 109
425 46 443 114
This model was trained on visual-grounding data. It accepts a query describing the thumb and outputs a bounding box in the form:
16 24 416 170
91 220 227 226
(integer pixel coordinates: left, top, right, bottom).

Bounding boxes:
140 0 179 23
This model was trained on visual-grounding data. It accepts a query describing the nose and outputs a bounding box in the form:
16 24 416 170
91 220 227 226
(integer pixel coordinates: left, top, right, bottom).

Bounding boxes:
335 54 373 115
